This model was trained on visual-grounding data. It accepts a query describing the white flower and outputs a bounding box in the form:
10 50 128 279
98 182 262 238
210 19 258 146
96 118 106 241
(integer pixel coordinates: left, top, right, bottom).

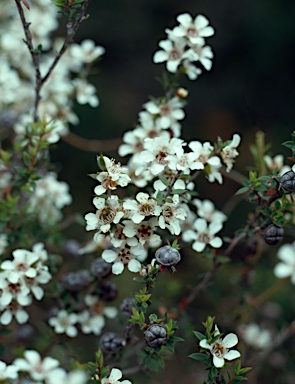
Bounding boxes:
1 249 39 284
169 13 214 45
274 242 295 284
188 139 223 183
239 323 271 349
94 157 131 195
69 39 105 64
85 195 124 233
182 59 202 80
0 360 19 380
102 243 147 275
183 43 214 70
0 276 31 307
221 134 241 172
47 368 87 384
13 350 59 381
143 97 185 130
200 331 241 368
182 218 223 252
122 218 161 246
138 134 185 176
193 199 227 223
158 195 187 235
48 310 78 337
101 368 132 384
153 37 186 73
74 79 99 107
123 192 161 224
78 310 105 336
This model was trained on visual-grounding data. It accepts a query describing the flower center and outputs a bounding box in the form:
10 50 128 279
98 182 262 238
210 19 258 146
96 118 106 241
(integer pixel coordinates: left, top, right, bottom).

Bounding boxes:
138 202 155 216
155 150 169 164
137 223 153 240
97 206 115 225
168 48 181 61
211 341 227 358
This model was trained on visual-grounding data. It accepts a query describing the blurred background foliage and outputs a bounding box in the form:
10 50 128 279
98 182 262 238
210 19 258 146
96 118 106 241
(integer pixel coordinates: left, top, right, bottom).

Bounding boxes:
50 1 295 383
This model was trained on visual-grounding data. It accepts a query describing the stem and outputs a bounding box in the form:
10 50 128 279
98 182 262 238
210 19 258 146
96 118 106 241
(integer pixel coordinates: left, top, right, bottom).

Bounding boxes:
15 0 91 122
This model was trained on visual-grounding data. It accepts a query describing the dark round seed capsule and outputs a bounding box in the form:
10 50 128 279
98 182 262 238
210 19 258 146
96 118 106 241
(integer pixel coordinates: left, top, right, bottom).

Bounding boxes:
62 269 91 291
91 258 112 278
155 245 181 267
99 281 118 302
144 324 167 348
264 224 284 245
280 170 295 192
100 332 125 353
120 297 136 317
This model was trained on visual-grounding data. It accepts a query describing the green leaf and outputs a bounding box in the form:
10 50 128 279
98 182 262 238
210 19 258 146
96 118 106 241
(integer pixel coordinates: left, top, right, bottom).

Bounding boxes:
158 175 170 186
188 353 210 362
231 376 248 384
235 186 249 196
192 331 206 341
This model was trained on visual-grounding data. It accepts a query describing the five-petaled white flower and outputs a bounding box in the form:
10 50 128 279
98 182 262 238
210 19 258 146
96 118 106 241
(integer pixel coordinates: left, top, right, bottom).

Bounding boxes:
85 195 124 234
182 218 223 252
102 242 147 275
13 350 59 382
168 13 215 45
48 309 78 337
200 331 241 368
123 192 161 224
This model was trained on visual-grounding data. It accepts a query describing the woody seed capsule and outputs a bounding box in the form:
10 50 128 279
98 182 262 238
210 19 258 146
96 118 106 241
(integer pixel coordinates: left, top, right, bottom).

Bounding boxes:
155 245 181 267
144 324 167 348
280 170 295 192
264 224 284 245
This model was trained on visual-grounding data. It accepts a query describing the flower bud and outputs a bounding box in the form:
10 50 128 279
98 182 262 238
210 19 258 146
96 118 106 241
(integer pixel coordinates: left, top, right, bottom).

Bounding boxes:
176 87 188 99
264 224 283 245
144 324 167 348
155 245 181 267
280 170 295 192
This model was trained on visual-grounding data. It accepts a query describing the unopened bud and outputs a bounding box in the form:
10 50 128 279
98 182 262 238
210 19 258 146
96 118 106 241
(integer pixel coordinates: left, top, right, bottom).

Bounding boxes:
176 87 188 99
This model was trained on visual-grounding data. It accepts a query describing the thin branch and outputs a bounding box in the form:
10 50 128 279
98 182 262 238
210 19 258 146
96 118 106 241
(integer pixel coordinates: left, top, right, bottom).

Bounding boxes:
15 0 91 122
62 131 123 152
42 0 91 85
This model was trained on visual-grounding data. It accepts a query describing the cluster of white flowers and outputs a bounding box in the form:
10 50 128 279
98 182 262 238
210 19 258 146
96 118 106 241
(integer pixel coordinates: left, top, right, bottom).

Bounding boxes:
199 326 241 368
28 172 72 224
153 13 215 80
82 13 241 278
0 350 87 383
0 0 104 144
0 243 51 325
48 294 117 337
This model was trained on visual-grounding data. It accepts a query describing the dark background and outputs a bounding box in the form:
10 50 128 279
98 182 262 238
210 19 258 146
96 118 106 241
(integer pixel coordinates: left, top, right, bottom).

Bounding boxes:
53 0 295 221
